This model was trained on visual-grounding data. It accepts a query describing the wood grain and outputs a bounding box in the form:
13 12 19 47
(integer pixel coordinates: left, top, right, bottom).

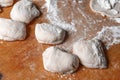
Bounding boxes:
0 0 120 80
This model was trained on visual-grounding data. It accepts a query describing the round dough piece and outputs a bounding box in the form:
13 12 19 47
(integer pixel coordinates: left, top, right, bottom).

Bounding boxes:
35 23 66 44
73 39 107 68
90 0 120 18
10 0 40 24
42 46 80 74
0 18 26 41
0 0 13 7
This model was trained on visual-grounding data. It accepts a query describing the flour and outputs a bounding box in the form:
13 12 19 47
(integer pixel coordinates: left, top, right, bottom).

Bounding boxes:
78 0 83 3
94 26 120 49
45 0 76 32
29 63 36 72
44 0 120 50
111 18 120 23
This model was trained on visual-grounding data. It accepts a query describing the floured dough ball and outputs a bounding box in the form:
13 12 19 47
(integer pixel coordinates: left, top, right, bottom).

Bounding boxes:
42 46 79 74
73 39 107 68
90 0 120 18
35 23 66 44
0 0 13 7
10 0 40 24
0 18 26 41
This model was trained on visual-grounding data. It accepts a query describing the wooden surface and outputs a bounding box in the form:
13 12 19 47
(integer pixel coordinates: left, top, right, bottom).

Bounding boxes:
0 0 120 80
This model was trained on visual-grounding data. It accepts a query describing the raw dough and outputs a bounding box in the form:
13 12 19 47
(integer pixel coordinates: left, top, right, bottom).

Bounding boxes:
0 18 26 41
73 39 107 68
42 46 80 74
0 0 13 7
90 0 120 18
10 0 40 24
35 23 66 44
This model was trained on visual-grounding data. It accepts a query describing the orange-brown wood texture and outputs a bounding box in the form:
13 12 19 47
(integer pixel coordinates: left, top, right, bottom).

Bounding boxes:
0 0 120 80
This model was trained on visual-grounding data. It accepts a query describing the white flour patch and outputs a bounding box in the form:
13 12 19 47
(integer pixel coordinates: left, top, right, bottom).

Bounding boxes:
94 26 120 49
45 0 76 32
29 63 36 72
78 0 83 3
44 0 106 50
43 0 120 51
111 18 120 23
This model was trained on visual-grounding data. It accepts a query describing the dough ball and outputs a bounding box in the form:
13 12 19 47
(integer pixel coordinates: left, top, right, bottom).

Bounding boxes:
73 39 107 68
35 23 66 44
42 46 80 74
0 18 26 41
0 0 13 7
10 0 40 24
90 0 120 18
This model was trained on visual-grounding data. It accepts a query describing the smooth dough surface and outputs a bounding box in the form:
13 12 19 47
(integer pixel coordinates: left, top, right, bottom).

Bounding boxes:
35 23 66 44
73 39 107 68
0 18 26 41
42 46 80 74
0 0 13 7
90 0 120 18
10 0 40 23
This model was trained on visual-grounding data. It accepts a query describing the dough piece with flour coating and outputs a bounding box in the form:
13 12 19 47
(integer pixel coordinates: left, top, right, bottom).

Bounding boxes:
10 0 40 23
35 23 66 44
73 39 107 68
0 18 26 41
42 46 80 74
0 0 13 7
90 0 120 18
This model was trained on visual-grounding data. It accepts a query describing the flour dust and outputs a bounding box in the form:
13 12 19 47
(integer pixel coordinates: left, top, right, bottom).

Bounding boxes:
44 0 120 51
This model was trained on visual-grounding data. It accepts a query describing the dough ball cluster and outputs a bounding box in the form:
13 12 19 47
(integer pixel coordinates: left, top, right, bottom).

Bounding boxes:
0 0 40 41
42 39 107 74
0 0 108 75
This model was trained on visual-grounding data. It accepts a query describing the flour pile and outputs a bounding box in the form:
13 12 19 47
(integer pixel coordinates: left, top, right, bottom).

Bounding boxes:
45 0 76 32
44 0 120 50
94 26 120 49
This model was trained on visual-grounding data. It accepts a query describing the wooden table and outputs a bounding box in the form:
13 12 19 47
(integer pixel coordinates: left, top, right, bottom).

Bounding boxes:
0 0 120 80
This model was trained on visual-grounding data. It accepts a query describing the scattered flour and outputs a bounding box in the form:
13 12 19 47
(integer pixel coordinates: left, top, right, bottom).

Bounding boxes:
45 0 76 32
111 18 120 23
29 63 36 72
43 0 120 50
78 0 83 3
94 26 120 49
